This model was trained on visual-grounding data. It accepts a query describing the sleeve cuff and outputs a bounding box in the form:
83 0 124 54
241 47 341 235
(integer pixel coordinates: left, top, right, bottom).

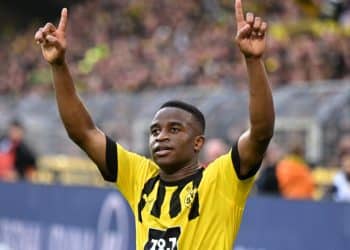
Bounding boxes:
231 141 261 180
104 135 118 182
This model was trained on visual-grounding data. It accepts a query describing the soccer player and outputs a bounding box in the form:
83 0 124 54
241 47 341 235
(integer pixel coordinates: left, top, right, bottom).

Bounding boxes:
34 0 274 249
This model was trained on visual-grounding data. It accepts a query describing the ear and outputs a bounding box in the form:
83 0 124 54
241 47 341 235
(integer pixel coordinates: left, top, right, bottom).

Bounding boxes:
194 135 205 152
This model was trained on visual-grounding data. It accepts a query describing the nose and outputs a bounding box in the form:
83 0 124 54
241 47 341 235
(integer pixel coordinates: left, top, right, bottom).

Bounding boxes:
156 129 169 141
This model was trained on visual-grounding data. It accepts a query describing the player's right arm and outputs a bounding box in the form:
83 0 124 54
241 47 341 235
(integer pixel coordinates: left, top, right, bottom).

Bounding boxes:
34 8 112 180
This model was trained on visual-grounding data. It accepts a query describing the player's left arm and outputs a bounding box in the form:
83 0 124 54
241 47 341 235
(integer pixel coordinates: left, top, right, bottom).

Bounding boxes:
234 0 275 178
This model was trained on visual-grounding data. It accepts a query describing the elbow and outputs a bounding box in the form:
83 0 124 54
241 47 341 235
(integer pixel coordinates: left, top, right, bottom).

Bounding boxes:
250 109 275 140
251 123 275 143
63 122 93 146
263 122 275 141
254 131 274 144
264 128 274 142
67 126 98 148
66 130 85 145
67 132 79 144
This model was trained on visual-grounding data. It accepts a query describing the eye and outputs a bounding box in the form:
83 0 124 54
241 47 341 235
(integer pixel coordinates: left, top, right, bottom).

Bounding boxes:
151 128 160 136
170 127 180 133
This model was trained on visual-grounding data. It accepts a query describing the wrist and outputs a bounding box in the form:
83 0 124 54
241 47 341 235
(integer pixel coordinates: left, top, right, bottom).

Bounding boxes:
244 56 264 66
244 54 263 61
50 59 66 68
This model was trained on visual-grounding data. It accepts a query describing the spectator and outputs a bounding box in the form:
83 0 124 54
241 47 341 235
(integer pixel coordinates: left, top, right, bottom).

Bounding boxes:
201 137 229 166
331 135 350 202
276 143 315 199
256 142 283 196
331 152 350 202
0 120 37 181
338 134 350 158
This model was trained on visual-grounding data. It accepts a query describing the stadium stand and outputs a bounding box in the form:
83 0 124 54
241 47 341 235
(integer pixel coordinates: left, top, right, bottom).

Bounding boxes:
1 2 350 250
0 81 349 201
0 0 350 200
0 0 349 95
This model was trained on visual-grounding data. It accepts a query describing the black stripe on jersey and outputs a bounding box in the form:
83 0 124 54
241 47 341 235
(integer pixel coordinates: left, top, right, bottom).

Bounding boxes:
151 182 166 218
138 175 159 222
231 141 261 180
188 193 199 220
104 135 118 182
188 169 203 220
159 168 203 186
169 184 186 218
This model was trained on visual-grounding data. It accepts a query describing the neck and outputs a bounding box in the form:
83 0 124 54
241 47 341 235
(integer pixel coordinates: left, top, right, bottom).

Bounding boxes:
159 160 201 183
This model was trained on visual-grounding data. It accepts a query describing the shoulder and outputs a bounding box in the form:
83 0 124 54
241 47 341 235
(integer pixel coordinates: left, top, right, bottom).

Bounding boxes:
117 144 156 166
203 151 235 183
116 143 160 180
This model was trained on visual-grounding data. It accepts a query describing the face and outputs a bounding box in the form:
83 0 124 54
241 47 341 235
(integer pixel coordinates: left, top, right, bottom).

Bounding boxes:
9 125 24 142
149 107 204 173
341 155 350 175
204 139 228 164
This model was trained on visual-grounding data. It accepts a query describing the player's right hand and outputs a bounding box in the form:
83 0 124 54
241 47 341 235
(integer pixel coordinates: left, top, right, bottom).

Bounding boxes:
34 8 68 65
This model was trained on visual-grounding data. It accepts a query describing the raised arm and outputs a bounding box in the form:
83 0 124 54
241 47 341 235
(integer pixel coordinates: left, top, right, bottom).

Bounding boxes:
34 9 113 181
233 0 275 177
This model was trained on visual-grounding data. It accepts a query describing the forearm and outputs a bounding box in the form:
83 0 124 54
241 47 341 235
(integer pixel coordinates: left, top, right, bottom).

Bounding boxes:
245 57 274 141
51 62 95 143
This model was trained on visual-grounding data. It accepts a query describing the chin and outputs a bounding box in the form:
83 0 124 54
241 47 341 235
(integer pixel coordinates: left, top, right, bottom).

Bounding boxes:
154 158 179 173
154 157 173 167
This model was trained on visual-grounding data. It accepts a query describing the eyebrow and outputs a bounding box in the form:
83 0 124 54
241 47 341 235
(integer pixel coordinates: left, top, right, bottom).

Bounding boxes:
149 121 184 130
149 123 158 131
168 121 183 127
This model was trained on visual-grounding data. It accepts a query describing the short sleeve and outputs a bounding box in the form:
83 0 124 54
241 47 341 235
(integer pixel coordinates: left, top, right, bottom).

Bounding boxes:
205 149 256 207
105 137 158 209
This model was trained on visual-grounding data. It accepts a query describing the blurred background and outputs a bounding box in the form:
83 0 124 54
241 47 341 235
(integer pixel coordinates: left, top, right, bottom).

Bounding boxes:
0 0 350 249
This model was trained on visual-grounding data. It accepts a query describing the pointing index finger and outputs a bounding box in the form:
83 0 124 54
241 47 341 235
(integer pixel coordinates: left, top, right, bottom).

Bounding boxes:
58 8 68 32
235 0 245 24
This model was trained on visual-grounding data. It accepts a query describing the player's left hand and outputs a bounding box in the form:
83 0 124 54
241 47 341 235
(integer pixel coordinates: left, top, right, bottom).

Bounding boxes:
234 0 267 59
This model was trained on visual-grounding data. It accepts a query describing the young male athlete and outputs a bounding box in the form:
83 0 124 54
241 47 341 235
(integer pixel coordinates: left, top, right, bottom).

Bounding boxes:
34 0 274 249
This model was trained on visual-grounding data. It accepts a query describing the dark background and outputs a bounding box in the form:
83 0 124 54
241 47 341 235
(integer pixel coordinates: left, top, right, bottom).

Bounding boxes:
0 1 86 31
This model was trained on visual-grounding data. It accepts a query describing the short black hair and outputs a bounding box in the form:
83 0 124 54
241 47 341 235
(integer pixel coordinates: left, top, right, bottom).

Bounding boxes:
10 119 23 129
159 100 205 133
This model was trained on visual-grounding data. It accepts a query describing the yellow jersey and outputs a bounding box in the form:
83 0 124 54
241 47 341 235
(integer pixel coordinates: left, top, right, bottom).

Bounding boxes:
108 140 256 250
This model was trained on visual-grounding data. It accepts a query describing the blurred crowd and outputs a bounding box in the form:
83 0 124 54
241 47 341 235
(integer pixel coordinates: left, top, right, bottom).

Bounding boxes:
0 0 350 95
255 134 350 202
204 135 350 202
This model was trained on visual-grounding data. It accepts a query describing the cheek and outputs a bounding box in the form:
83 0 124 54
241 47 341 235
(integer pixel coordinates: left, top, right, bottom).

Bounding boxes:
149 134 156 145
178 138 196 154
148 137 154 152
